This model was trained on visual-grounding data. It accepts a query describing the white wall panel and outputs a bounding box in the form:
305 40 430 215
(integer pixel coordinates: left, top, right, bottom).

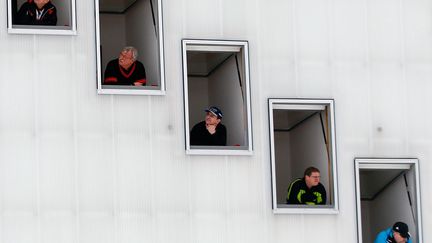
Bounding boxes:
295 0 330 61
79 214 115 243
3 213 38 243
184 0 222 37
0 134 37 211
39 133 75 211
406 64 432 140
40 213 76 243
117 214 155 243
258 0 296 96
369 63 406 154
77 133 114 212
0 0 431 242
367 0 403 62
332 0 367 62
403 0 432 62
333 64 371 140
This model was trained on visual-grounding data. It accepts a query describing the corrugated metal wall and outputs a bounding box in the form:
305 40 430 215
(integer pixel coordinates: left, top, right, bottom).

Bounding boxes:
0 0 431 242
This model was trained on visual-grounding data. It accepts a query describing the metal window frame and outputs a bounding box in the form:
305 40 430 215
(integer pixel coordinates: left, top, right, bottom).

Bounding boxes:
268 98 339 214
7 0 77 35
95 0 166 95
354 158 423 243
182 39 253 156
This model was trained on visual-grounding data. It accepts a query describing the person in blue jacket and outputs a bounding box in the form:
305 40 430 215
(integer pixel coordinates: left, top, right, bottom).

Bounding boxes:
374 221 412 243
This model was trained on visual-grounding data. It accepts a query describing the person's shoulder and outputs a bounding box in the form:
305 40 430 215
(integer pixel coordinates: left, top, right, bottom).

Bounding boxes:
20 1 31 7
107 59 119 66
192 121 206 129
317 182 326 189
217 123 226 130
47 1 56 7
290 178 303 186
135 60 145 66
374 228 391 243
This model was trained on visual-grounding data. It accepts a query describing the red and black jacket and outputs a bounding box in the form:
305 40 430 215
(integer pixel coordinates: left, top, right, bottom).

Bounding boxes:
15 0 57 26
103 59 147 86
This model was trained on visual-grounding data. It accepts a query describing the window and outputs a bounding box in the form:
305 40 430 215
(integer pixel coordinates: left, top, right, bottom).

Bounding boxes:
268 98 338 214
182 39 253 155
355 158 423 243
95 0 165 95
8 0 77 35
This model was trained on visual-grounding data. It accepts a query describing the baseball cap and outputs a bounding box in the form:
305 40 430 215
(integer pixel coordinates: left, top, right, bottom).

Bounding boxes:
393 222 411 239
205 106 223 119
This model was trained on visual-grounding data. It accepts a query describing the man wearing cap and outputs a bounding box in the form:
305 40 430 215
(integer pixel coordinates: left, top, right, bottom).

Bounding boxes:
190 106 227 146
374 222 412 243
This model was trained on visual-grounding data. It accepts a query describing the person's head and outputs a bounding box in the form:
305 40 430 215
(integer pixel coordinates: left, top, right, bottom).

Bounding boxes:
118 46 138 70
304 167 320 188
34 0 50 9
204 106 223 126
392 222 411 243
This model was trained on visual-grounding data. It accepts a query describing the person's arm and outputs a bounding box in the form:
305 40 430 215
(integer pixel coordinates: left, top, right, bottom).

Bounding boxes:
214 124 226 146
40 6 57 25
104 60 118 84
190 123 201 146
317 184 326 205
133 61 147 86
373 230 388 243
286 179 301 204
15 3 31 25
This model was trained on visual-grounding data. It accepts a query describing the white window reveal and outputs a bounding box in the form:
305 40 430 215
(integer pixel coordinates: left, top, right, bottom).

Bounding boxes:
268 98 338 214
8 0 77 35
354 158 423 243
95 0 165 95
182 39 253 156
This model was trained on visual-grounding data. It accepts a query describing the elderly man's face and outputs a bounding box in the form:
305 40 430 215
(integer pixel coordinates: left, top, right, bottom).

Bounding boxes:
118 50 135 70
34 0 50 8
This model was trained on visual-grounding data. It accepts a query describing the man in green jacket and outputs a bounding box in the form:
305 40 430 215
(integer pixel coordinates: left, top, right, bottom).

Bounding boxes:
286 166 327 205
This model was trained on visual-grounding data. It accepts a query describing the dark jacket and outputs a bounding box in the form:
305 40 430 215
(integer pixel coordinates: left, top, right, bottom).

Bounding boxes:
103 59 147 86
190 121 227 146
286 178 326 205
15 0 57 26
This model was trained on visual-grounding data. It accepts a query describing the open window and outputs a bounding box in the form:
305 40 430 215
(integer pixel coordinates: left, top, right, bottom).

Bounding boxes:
95 0 165 95
8 0 77 35
268 98 338 214
182 39 253 155
355 158 423 243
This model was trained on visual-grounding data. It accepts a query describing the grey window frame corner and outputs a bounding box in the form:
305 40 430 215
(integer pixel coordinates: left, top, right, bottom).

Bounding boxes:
354 158 423 243
268 98 339 214
95 0 166 95
7 0 77 35
182 39 253 156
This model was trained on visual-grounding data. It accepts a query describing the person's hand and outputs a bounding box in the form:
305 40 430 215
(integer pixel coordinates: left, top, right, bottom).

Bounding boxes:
206 124 217 134
134 82 143 86
301 193 317 203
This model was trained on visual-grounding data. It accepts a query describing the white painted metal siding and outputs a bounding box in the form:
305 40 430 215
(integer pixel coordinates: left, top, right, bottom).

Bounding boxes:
0 0 431 242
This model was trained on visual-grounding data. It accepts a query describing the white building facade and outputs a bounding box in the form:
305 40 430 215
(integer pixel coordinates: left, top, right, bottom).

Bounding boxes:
0 0 430 242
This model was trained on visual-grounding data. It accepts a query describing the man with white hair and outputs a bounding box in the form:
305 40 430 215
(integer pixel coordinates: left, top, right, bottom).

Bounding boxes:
104 46 147 86
15 0 57 25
